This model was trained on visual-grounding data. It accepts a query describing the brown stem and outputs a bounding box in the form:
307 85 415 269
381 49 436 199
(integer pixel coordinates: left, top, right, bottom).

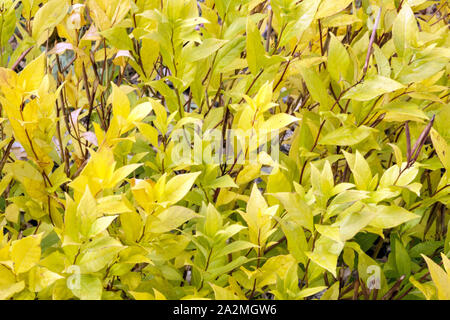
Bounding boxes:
11 46 34 71
0 138 14 174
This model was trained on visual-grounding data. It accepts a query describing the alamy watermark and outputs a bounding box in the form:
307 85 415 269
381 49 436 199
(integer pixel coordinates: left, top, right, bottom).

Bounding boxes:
66 265 81 291
366 265 381 290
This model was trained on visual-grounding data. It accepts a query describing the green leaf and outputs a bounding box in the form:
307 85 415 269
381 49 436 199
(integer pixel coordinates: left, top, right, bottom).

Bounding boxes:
204 175 238 189
373 44 391 77
410 241 443 258
246 18 267 74
215 241 257 259
101 26 134 51
305 236 344 277
78 237 124 273
70 274 103 300
0 4 16 49
279 218 308 264
369 205 419 229
342 75 405 101
316 0 353 19
342 150 372 190
320 125 374 146
147 206 199 233
392 4 419 57
327 33 352 83
203 203 222 238
280 0 321 46
120 211 143 243
32 0 69 45
272 192 313 232
299 66 330 110
298 286 327 299
215 37 246 73
430 128 450 171
378 101 429 123
184 38 228 63
396 58 447 84
207 256 250 278
394 237 411 278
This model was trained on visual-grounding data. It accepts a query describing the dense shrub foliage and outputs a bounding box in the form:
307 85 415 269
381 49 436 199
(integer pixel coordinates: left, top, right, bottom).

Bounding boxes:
0 0 449 300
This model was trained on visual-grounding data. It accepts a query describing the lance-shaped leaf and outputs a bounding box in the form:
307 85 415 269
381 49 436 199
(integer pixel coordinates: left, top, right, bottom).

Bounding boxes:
422 254 450 300
392 4 419 57
342 75 405 101
147 206 200 234
163 172 201 204
430 128 450 171
368 205 419 229
320 125 374 146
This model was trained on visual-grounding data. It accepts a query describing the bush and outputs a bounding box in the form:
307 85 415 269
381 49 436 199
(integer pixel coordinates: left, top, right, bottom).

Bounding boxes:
0 0 448 300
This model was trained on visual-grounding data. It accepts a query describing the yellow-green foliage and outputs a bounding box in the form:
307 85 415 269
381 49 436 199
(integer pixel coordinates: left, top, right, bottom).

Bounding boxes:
0 0 448 300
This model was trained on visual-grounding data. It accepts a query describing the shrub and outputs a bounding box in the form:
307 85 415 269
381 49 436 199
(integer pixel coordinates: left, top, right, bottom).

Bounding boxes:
0 0 448 300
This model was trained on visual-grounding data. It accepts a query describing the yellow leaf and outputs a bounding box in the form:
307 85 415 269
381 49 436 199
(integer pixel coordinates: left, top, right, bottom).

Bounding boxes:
19 52 46 93
147 206 199 234
162 172 201 205
430 128 450 171
120 211 143 243
422 254 450 300
392 4 419 57
107 164 143 188
111 83 130 120
153 288 166 300
388 143 403 168
210 283 239 300
369 205 419 229
5 203 20 224
32 0 69 46
409 276 435 300
299 286 327 299
320 282 340 300
236 163 261 185
0 280 25 300
78 186 99 237
305 236 343 277
342 75 405 101
11 234 43 274
129 291 154 300
28 266 63 292
259 113 299 133
127 102 152 123
258 255 296 288
316 0 353 19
